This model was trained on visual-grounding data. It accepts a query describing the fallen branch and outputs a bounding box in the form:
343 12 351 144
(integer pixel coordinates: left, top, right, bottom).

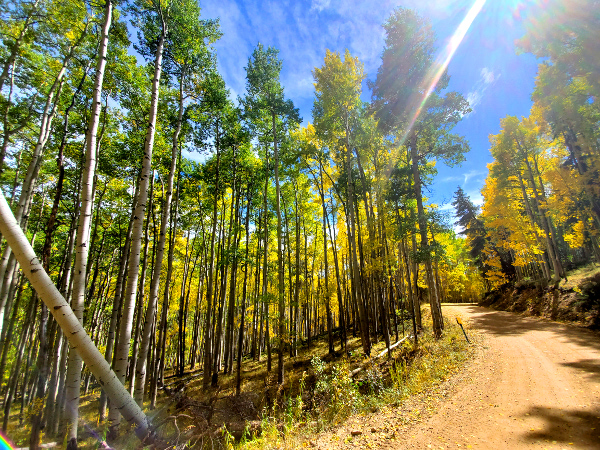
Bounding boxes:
350 334 412 378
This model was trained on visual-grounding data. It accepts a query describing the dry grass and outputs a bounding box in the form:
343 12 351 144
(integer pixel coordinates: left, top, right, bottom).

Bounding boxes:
234 311 474 450
562 263 600 290
3 313 473 450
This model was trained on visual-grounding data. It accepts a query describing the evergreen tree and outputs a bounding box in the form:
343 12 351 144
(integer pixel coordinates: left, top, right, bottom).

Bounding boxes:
452 186 485 266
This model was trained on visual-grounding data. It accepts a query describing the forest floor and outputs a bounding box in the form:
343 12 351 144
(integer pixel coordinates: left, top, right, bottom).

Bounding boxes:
310 304 600 450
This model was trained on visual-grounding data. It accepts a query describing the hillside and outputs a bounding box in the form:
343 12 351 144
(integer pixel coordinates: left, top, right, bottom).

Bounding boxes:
480 265 600 329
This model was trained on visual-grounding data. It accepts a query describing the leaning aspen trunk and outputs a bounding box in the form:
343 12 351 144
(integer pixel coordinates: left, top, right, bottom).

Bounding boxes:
134 78 182 406
63 6 111 447
109 27 165 435
0 190 150 437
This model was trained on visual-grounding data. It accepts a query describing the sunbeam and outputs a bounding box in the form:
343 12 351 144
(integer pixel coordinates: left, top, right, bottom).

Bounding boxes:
400 0 487 145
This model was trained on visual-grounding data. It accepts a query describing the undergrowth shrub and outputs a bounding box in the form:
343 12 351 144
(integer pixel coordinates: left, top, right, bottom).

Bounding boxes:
312 356 359 424
357 363 384 396
236 317 472 449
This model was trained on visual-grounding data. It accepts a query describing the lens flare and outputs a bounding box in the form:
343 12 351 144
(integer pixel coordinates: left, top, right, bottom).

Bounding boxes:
0 432 14 450
401 0 487 144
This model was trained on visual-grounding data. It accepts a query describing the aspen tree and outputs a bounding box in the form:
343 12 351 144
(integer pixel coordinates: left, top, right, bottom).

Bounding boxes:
63 3 112 447
0 191 150 438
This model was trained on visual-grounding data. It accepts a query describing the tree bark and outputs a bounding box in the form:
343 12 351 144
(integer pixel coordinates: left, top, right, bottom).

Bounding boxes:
272 112 285 384
108 22 164 434
236 189 252 396
344 116 370 355
409 133 442 338
0 190 150 438
62 7 110 447
202 120 221 390
134 74 183 405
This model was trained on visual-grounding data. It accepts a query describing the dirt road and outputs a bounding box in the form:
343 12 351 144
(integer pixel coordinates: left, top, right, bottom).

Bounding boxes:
315 304 600 450
402 304 600 449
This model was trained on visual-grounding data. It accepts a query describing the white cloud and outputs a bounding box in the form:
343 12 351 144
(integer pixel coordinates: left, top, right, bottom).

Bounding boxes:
441 175 463 183
462 169 486 184
465 66 499 112
466 90 483 110
480 67 496 84
441 169 487 186
311 0 331 12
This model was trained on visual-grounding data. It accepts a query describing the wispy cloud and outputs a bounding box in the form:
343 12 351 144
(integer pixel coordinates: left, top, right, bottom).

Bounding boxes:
480 66 496 84
310 0 331 12
441 169 487 186
466 66 500 112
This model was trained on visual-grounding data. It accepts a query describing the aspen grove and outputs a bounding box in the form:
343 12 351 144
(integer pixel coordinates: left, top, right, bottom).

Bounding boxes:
0 0 597 447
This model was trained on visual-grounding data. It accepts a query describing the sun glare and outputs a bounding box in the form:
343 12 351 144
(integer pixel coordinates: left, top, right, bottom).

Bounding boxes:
401 0 487 143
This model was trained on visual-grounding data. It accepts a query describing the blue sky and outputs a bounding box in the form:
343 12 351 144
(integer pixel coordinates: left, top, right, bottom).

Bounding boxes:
197 0 540 215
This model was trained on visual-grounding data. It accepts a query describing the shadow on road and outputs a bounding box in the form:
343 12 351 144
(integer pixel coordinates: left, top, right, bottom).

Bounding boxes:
520 405 600 449
443 304 600 353
561 359 600 383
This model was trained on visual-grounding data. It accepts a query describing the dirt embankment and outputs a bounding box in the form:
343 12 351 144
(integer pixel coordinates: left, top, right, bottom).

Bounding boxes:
480 268 600 329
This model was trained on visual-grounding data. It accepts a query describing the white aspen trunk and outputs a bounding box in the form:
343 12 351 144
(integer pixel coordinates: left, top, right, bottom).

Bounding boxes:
64 5 112 446
410 135 443 339
272 112 285 384
0 24 88 335
109 27 165 430
0 190 149 435
134 76 182 406
0 62 67 323
202 123 221 390
344 119 370 355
